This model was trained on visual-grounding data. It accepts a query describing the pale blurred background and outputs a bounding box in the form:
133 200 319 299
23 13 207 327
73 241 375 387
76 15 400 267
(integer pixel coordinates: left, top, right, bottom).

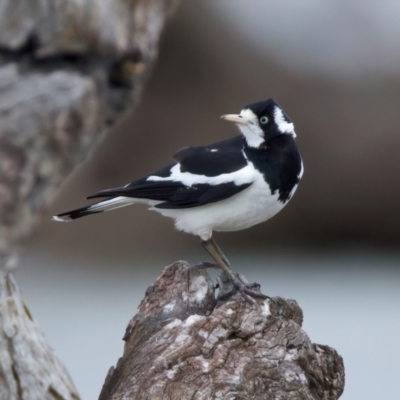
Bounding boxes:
14 1 400 399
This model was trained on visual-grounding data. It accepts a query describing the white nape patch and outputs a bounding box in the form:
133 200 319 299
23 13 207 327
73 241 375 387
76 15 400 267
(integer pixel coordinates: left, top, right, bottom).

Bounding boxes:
210 149 218 152
274 107 296 137
237 108 265 148
147 163 254 187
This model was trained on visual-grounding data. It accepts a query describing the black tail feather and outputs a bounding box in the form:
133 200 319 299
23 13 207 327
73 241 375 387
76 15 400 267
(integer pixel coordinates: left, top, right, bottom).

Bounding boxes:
53 204 104 221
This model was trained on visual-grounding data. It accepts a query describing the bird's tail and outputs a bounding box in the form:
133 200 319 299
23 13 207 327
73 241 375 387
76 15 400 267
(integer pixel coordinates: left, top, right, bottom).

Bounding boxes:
52 196 134 222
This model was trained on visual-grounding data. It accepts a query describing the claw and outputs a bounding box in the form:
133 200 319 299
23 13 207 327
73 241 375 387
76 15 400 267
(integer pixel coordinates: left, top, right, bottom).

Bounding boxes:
200 238 272 306
218 273 272 305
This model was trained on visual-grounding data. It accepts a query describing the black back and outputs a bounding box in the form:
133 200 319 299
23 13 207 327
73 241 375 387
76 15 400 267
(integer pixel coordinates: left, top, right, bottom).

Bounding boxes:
173 136 247 177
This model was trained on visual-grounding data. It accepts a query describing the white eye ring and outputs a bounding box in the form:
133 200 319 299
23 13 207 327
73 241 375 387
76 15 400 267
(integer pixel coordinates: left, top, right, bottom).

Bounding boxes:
260 116 268 124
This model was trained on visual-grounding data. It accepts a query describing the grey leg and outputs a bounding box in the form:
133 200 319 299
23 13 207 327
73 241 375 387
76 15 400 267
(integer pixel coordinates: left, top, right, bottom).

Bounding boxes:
201 238 268 305
210 236 231 268
201 239 235 279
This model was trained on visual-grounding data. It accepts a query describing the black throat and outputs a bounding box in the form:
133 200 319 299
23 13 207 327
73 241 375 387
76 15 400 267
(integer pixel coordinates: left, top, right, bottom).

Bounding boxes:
244 135 302 203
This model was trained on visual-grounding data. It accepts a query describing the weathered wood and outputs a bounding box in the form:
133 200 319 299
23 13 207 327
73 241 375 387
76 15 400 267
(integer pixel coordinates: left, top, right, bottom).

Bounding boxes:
0 272 80 400
0 0 179 264
0 1 180 398
99 261 345 400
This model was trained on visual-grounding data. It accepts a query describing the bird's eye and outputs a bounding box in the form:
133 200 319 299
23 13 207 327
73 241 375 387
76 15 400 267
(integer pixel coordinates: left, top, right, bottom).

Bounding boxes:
260 116 268 124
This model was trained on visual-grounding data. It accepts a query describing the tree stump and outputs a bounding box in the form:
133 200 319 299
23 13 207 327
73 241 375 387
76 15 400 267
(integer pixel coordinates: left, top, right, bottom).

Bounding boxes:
99 261 345 400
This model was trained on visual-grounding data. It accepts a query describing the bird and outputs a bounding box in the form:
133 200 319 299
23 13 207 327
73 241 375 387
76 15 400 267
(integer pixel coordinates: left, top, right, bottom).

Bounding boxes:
53 98 303 304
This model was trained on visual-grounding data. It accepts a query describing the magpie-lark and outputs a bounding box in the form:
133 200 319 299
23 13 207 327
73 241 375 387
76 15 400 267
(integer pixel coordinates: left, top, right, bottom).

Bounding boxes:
54 98 303 304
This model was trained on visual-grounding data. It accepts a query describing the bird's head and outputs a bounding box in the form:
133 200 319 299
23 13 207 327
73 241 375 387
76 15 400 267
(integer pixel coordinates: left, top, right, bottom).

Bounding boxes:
221 98 296 148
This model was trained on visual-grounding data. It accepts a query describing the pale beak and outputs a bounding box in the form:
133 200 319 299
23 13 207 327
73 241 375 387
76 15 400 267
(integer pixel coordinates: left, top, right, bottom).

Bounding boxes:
220 114 247 124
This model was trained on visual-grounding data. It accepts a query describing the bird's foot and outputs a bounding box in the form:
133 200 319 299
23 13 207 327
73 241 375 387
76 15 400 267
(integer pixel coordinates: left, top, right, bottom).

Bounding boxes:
217 273 273 305
193 261 272 306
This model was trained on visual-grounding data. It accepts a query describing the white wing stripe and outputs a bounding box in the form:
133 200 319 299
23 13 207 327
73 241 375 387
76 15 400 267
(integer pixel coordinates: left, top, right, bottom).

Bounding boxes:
146 163 256 187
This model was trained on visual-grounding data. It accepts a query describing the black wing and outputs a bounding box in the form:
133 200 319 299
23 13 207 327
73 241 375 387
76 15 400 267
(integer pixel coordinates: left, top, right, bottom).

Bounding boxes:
173 135 247 177
87 136 252 209
154 181 251 209
87 180 251 209
87 178 251 209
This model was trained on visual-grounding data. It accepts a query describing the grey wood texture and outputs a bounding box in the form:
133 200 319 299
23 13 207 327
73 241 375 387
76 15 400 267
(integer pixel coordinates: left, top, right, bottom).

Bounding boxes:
0 0 179 264
99 261 345 400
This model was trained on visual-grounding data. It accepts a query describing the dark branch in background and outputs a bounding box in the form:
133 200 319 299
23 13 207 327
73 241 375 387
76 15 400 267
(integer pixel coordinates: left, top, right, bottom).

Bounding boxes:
0 0 179 265
99 262 345 400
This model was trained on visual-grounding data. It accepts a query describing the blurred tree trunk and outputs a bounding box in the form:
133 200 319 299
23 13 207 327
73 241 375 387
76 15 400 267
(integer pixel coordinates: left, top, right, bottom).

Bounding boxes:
99 262 345 400
0 272 80 399
0 0 179 398
0 0 179 263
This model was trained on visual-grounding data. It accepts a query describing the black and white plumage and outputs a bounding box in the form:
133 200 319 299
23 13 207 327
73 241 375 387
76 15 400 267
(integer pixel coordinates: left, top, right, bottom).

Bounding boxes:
54 98 303 303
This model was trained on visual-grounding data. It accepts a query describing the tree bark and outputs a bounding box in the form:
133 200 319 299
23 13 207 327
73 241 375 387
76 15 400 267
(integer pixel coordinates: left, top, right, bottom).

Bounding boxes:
99 261 345 400
0 0 179 265
0 272 80 400
0 1 179 398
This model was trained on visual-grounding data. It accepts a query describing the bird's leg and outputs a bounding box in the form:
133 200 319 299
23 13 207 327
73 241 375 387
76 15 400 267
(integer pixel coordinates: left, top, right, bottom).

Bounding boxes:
201 239 233 279
201 238 268 305
210 236 231 269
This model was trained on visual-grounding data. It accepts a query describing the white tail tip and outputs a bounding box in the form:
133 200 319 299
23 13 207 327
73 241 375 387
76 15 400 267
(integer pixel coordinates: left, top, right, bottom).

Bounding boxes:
52 215 71 222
